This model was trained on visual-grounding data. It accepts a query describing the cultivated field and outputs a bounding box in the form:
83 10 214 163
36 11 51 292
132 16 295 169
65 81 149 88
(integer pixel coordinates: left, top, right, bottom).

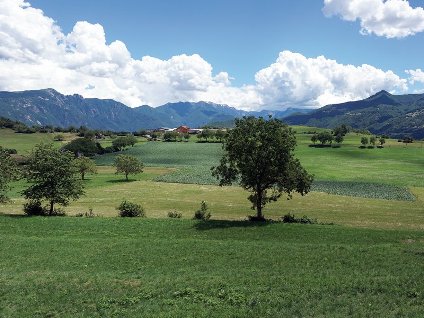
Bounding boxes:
1 127 423 317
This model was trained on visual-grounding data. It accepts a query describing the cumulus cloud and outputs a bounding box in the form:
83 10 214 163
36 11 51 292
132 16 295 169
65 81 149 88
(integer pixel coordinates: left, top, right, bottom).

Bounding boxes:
406 69 424 84
0 0 411 110
323 0 424 38
255 51 407 107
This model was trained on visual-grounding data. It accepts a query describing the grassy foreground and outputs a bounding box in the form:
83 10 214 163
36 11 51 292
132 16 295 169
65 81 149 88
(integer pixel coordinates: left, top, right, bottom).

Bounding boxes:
1 216 423 317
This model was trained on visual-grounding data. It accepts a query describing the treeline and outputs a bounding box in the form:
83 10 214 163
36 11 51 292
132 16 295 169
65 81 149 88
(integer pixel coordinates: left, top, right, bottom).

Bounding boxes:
0 116 139 137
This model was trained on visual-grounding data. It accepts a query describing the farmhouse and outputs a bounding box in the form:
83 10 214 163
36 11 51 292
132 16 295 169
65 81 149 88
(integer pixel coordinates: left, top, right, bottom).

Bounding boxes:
175 125 190 134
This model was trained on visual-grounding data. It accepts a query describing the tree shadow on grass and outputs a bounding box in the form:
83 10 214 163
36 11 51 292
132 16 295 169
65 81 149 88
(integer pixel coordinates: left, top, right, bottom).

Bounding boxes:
0 212 29 218
193 219 275 231
106 179 138 184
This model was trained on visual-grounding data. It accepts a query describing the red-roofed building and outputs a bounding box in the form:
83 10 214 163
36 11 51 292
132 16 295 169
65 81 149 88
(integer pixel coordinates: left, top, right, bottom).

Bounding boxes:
175 125 190 134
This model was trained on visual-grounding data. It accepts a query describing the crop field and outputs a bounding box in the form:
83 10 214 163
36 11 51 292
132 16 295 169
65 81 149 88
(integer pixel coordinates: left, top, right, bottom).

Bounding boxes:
1 127 424 317
1 216 424 317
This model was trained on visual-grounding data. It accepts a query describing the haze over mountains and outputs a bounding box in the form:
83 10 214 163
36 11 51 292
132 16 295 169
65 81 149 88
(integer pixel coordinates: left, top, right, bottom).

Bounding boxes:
0 89 309 131
0 88 423 138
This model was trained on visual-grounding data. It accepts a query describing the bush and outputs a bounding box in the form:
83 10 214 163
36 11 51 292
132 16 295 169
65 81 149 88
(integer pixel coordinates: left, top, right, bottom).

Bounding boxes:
23 200 47 216
76 208 97 218
167 210 182 218
117 200 145 217
281 213 317 224
193 201 211 220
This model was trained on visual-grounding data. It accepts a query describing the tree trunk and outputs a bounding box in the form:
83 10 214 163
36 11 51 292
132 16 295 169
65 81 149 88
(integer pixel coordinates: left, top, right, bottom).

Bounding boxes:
125 172 129 181
256 188 263 219
82 172 85 180
49 201 54 216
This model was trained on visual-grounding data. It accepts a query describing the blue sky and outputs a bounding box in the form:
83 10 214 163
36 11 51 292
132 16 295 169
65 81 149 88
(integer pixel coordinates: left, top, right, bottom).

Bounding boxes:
30 0 424 85
2 0 424 109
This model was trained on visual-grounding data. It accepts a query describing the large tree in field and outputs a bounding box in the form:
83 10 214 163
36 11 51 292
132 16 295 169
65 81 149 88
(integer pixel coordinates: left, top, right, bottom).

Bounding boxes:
212 116 313 220
23 143 84 215
114 154 144 181
0 147 20 202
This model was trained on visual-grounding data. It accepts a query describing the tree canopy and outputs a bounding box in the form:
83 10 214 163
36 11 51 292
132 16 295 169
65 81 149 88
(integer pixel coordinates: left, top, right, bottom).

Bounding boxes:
0 147 20 202
114 154 144 181
212 116 313 219
23 143 84 215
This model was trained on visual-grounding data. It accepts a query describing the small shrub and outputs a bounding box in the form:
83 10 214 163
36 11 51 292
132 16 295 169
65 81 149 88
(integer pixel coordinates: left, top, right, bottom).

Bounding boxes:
23 200 47 216
117 200 145 217
76 208 96 218
167 210 182 218
193 201 211 220
282 213 317 224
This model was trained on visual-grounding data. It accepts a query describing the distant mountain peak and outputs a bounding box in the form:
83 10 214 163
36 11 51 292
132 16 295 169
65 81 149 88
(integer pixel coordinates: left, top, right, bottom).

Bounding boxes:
367 90 392 99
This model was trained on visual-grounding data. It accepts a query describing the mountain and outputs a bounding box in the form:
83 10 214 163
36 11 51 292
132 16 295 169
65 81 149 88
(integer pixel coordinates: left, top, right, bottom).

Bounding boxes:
0 89 311 131
284 90 424 138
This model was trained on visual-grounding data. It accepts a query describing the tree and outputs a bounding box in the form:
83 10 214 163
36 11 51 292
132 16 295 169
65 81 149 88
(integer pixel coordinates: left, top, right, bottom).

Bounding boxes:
334 134 344 145
23 143 84 215
183 133 191 142
317 131 333 145
311 134 318 145
164 131 178 142
0 147 20 202
360 137 369 147
74 156 97 180
212 117 313 220
370 136 377 147
114 154 144 181
126 134 138 147
63 138 103 157
112 136 131 151
379 137 386 147
215 129 227 142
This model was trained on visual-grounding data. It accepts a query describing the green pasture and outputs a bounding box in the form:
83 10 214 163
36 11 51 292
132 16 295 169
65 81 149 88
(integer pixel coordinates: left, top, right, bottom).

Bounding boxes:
1 216 423 317
0 129 73 154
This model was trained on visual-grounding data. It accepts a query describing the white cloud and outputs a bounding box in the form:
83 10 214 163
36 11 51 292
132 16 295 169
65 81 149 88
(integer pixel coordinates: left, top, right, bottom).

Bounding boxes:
0 0 411 110
254 51 407 108
406 69 424 84
323 0 424 38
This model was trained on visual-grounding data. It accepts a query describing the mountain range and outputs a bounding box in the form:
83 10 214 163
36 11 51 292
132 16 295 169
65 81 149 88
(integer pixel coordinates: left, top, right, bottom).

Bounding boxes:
284 90 424 139
0 88 423 138
0 89 310 131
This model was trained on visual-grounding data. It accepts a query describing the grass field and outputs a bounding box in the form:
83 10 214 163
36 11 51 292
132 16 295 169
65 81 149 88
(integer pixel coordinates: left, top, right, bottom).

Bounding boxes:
1 127 424 317
1 216 423 317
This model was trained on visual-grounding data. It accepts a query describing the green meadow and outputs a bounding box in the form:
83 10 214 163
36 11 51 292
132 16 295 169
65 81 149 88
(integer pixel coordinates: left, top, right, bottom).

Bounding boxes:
1 127 424 317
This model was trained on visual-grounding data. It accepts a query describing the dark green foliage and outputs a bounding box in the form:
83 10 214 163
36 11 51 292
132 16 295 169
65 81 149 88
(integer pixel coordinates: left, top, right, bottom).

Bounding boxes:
193 201 211 220
63 138 103 157
167 210 182 218
212 117 313 219
117 200 145 217
379 137 386 147
0 147 20 202
22 143 84 215
112 135 136 151
163 131 178 142
370 136 377 147
281 213 317 224
113 154 144 181
23 200 47 216
317 131 334 145
361 136 369 147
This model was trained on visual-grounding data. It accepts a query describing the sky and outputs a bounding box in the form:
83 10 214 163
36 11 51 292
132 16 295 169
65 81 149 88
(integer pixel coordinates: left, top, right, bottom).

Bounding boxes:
1 0 424 110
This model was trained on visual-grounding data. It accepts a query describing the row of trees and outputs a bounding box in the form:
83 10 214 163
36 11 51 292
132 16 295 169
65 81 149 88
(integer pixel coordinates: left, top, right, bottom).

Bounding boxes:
310 125 349 146
161 129 228 143
0 144 144 215
360 136 386 148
